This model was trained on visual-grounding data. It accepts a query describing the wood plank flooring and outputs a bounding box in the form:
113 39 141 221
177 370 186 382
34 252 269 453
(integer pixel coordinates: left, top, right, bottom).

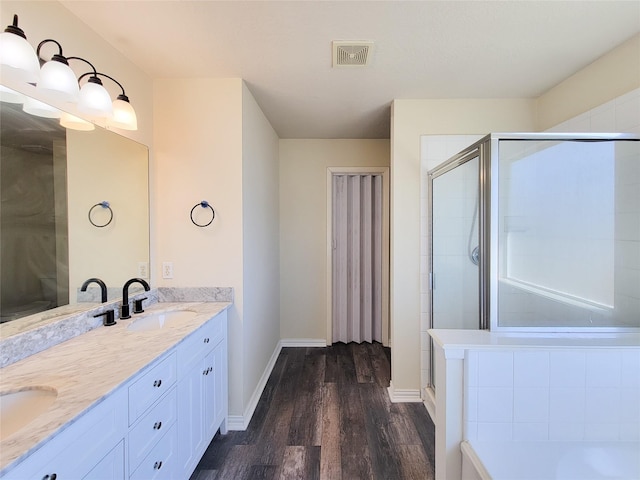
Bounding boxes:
190 342 435 480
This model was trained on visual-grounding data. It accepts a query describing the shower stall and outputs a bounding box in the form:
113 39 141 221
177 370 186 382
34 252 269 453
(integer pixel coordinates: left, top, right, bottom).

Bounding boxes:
428 133 640 335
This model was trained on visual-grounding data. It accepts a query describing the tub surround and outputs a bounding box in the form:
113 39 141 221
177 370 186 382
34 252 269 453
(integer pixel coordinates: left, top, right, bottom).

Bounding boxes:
429 329 640 480
0 287 233 368
0 299 231 474
461 440 640 480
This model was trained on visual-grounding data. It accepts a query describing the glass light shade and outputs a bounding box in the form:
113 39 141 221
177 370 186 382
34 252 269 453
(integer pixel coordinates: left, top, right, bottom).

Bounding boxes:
23 96 61 118
60 111 95 131
0 84 25 103
0 30 40 83
109 98 137 130
37 60 79 103
78 79 113 118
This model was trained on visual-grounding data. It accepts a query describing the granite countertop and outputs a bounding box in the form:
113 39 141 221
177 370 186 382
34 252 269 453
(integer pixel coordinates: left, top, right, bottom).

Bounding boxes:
0 301 231 473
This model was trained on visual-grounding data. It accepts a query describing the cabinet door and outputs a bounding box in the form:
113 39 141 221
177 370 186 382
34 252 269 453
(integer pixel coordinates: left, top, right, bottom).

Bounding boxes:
82 440 125 479
203 349 217 439
212 339 228 433
176 360 207 476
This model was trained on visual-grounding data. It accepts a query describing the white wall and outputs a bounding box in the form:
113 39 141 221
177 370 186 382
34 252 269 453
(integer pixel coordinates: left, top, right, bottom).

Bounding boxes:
241 83 281 415
391 99 537 397
279 139 390 341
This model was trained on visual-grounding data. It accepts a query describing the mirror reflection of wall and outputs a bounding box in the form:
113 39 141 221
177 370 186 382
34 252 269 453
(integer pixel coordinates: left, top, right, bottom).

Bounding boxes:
0 91 149 326
67 127 149 303
0 103 69 322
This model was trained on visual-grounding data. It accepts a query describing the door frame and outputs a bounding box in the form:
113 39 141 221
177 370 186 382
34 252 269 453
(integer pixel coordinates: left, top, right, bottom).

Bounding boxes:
326 166 390 346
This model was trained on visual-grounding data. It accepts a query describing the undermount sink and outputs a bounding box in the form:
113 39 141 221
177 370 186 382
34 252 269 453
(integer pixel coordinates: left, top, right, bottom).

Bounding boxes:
0 387 58 441
126 310 197 332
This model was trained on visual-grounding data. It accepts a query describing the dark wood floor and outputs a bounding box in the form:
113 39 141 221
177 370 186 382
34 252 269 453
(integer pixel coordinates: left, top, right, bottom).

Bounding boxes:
190 342 435 480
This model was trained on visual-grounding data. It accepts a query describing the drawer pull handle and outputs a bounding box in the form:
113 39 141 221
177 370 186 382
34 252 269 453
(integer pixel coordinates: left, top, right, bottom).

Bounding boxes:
153 379 162 388
154 461 163 470
43 475 57 480
153 421 162 430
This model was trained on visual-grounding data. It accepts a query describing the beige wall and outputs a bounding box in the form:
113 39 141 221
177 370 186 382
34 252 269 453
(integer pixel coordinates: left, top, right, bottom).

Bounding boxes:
154 78 245 414
537 33 640 131
241 83 280 414
154 79 280 419
390 99 537 394
279 139 390 340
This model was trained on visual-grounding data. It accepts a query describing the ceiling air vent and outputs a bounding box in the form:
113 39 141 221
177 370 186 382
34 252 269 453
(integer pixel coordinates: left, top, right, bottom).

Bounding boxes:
332 41 374 67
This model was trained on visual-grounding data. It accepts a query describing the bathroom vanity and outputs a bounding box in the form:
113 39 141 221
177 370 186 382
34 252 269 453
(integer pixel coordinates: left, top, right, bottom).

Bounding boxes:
0 301 229 480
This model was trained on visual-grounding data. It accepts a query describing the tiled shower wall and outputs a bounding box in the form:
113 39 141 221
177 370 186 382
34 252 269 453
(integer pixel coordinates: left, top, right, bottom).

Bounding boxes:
463 348 640 442
419 88 640 393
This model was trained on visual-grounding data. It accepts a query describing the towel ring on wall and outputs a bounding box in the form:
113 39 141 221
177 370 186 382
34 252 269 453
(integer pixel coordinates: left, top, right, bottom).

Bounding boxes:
88 201 113 227
190 200 215 227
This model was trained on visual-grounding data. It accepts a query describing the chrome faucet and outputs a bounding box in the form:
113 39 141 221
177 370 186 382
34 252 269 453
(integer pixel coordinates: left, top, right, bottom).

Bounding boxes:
80 277 108 303
120 278 150 319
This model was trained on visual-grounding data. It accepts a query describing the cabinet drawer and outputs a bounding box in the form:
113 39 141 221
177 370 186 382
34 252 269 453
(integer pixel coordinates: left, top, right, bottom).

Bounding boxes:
130 424 177 480
128 353 176 425
177 319 224 371
129 387 177 473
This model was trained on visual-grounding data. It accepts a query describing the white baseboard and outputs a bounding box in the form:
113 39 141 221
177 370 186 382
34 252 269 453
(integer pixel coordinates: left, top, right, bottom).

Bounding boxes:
387 381 423 403
227 340 283 431
280 338 327 347
423 387 436 423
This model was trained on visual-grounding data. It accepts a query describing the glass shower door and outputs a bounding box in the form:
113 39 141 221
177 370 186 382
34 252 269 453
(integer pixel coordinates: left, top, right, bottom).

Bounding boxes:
430 154 481 330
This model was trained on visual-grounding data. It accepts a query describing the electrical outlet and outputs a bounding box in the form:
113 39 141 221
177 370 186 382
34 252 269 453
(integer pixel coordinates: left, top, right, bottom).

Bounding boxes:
138 262 148 278
162 262 173 279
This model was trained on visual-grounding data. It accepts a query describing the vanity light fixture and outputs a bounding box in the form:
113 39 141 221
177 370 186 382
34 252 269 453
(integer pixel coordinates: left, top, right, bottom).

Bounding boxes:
60 111 95 131
0 14 138 131
22 95 61 118
35 39 79 103
0 84 25 103
0 15 40 83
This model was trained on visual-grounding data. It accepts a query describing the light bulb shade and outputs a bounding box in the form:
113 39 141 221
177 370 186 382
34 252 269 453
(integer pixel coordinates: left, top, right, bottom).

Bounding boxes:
109 97 137 130
60 111 94 131
23 96 61 118
37 59 79 103
0 31 39 84
0 84 25 103
78 78 112 118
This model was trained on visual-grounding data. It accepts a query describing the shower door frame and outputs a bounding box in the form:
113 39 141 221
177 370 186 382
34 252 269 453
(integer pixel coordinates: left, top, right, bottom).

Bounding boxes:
427 140 490 333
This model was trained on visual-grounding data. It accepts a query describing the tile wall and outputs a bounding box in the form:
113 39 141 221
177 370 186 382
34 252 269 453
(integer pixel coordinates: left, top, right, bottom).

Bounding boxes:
464 348 640 442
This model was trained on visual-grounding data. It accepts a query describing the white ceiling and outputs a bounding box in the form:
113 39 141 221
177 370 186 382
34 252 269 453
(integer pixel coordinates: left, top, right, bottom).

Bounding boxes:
60 1 640 139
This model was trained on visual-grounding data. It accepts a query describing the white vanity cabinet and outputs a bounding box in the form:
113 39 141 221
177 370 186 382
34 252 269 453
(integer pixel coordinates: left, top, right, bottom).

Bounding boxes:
1 308 229 480
2 387 128 480
176 310 228 478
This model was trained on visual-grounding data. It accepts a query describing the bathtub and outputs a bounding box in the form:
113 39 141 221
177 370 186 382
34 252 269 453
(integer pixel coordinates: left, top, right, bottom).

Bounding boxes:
461 440 640 480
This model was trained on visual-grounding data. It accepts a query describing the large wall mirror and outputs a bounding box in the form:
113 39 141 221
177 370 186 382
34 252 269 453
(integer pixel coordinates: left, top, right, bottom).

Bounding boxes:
0 88 149 331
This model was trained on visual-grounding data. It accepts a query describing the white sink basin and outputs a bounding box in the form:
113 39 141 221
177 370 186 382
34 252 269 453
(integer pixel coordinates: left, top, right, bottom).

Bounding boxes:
0 387 58 440
126 310 197 332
